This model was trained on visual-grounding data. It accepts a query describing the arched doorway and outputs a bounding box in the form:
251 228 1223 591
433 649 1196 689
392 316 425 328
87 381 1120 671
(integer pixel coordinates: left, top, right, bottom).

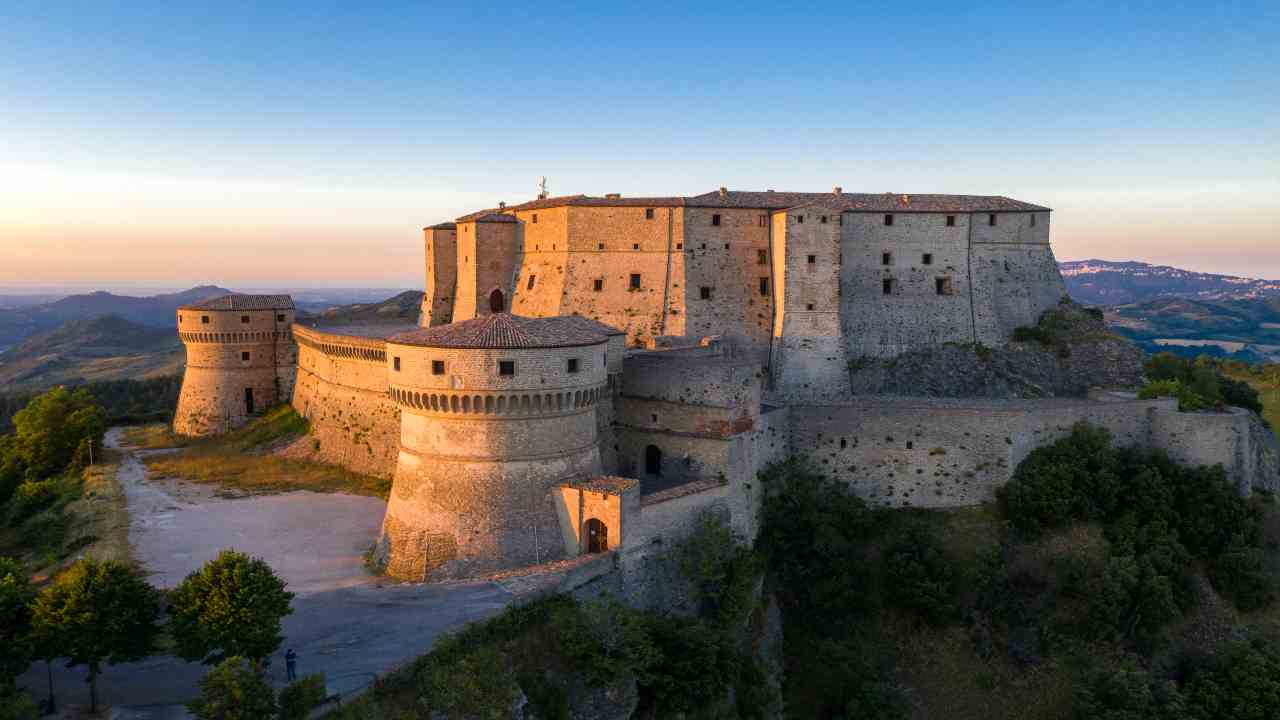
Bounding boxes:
645 444 662 476
489 289 504 313
586 518 608 553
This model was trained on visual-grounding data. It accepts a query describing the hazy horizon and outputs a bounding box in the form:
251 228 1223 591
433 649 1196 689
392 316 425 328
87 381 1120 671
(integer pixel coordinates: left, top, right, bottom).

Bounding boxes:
2 3 1277 285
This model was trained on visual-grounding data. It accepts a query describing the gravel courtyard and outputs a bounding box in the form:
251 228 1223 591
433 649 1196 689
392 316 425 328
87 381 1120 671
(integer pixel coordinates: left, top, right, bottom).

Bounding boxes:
23 428 513 714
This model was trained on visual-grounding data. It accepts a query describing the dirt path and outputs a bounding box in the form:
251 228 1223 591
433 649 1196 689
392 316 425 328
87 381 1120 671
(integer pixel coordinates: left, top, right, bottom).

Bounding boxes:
23 428 513 715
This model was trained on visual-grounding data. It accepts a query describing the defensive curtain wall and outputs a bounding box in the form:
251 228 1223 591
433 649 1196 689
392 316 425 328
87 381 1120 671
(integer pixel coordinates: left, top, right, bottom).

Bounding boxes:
290 325 408 478
174 295 296 436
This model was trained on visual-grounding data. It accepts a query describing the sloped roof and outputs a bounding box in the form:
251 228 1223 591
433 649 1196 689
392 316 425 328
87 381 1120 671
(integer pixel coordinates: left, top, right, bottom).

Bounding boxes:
389 313 608 349
559 314 626 337
179 294 294 311
444 190 1048 225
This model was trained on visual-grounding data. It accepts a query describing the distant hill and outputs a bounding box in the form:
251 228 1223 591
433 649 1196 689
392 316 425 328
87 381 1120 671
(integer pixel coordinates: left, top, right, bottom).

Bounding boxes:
1060 259 1280 305
300 290 423 327
0 285 231 347
0 314 183 391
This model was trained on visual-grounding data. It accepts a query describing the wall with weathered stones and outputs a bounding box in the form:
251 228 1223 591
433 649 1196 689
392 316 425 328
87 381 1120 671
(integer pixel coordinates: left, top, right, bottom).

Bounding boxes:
421 225 457 326
969 212 1067 345
377 339 609 581
454 219 520 320
289 327 400 478
174 308 296 436
785 394 1269 507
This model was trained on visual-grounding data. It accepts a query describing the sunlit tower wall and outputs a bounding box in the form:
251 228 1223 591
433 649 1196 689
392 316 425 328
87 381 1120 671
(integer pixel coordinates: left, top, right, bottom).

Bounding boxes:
375 313 609 581
420 223 457 327
173 295 297 436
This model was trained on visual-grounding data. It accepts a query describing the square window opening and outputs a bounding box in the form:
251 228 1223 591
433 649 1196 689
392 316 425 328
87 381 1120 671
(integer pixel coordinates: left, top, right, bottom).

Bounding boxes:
201 315 209 324
593 279 604 292
630 273 641 289
922 253 933 265
807 254 816 264
431 360 445 375
882 252 893 266
240 315 250 324
700 286 713 300
241 351 250 361
499 360 516 376
567 358 580 373
946 215 956 227
936 278 953 295
883 278 896 295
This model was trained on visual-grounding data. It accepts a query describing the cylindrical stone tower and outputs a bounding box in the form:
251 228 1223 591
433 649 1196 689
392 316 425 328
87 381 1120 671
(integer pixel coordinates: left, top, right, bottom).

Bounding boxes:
375 313 610 581
174 294 297 436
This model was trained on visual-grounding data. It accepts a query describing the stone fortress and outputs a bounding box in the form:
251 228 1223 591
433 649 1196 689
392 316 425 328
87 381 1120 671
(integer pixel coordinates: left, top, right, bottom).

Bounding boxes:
173 188 1280 587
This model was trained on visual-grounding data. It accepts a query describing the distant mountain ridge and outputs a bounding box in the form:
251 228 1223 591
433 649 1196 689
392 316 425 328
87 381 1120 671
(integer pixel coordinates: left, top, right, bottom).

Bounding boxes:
0 314 183 390
1060 259 1280 305
299 290 423 327
0 285 232 347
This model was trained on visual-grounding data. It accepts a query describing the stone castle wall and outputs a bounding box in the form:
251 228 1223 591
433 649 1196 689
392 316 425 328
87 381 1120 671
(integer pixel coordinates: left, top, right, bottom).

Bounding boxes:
290 326 400 478
786 394 1264 507
378 340 609 581
174 308 296 436
421 226 457 326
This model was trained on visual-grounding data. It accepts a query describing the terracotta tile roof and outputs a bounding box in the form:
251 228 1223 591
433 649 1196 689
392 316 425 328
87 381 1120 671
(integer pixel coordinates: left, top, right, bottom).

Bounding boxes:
559 476 638 494
424 222 457 230
180 294 294 311
686 190 1050 213
450 190 1048 222
559 314 626 337
464 213 518 223
389 313 608 349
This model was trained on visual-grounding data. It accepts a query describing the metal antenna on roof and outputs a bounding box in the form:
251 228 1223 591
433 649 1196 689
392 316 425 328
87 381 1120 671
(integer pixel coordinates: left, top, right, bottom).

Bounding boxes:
538 176 549 199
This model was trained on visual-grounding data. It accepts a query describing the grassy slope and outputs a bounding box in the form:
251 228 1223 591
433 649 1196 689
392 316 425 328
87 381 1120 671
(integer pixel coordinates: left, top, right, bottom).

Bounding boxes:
133 406 390 498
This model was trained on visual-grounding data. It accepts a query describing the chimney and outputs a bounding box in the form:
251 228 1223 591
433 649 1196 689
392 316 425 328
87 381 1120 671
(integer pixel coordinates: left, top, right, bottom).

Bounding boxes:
766 189 775 193
498 201 506 209
833 186 842 195
605 193 621 199
718 187 728 198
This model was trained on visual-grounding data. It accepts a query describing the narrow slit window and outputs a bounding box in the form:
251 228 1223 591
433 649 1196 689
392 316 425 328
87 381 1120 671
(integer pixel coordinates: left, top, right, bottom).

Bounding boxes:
883 278 896 295
882 252 893 266
527 274 536 290
630 273 641 289
645 208 654 220
884 214 894 226
936 277 953 295
593 278 604 292
759 277 769 296
532 213 538 224
797 215 804 224
394 357 401 372
1030 214 1037 227
758 214 767 227
988 213 997 226
712 214 721 226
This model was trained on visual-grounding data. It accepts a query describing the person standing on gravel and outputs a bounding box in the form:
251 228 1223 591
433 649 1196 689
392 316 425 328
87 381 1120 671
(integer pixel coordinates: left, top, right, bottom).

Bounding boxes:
285 648 298 681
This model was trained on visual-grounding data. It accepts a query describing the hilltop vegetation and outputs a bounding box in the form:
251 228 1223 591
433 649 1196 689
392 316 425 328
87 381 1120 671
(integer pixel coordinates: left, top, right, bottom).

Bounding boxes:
298 290 423 327
0 285 230 347
0 314 183 391
0 375 182 435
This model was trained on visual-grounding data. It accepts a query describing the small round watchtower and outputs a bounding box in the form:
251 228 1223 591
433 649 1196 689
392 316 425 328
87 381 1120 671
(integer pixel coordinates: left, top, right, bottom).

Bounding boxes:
174 294 297 436
375 313 610 581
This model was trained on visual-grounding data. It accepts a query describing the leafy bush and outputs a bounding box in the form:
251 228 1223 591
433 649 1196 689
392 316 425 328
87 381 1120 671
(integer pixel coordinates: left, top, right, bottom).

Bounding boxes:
0 557 34 690
678 512 762 630
555 597 658 686
1143 353 1264 413
1073 668 1173 720
421 645 520 720
1138 379 1211 411
882 524 956 625
278 673 327 720
188 657 278 720
1179 640 1280 719
640 614 736 714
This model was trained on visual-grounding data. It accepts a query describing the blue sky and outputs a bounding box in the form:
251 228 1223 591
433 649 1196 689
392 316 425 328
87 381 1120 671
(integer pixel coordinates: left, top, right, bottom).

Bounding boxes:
1 1 1277 287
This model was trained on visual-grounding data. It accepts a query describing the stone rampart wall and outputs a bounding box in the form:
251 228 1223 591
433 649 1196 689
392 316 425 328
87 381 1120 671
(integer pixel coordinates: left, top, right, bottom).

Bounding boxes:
785 395 1267 507
290 329 399 478
422 226 457 326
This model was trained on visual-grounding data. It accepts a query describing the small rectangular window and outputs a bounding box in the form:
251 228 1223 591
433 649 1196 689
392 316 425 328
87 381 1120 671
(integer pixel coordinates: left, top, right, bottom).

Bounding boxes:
758 214 767 227
645 208 654 220
630 273 641 289
593 278 604 292
632 243 639 250
820 215 828 224
394 357 402 372
796 215 804 224
527 274 536 290
712 214 721 226
1030 214 1037 227
806 303 815 310
946 215 956 227
598 243 605 250
276 314 285 322
757 249 768 265
882 252 893 266
759 277 769 296
532 213 538 224
499 360 515 376
201 315 209 324
700 286 713 300
884 214 894 226
241 351 250 361
989 214 997 226
241 315 250 324
936 277 953 296
883 278 896 295
676 242 682 249
922 253 933 265
431 360 445 375
567 358 580 373
807 254 816 264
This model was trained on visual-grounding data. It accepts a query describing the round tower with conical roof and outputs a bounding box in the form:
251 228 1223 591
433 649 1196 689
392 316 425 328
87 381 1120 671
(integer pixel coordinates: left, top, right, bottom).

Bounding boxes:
173 294 297 436
375 313 610 581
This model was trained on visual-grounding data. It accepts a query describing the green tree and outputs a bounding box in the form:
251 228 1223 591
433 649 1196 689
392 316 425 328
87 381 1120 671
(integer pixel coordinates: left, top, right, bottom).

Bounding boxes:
0 557 34 691
29 559 160 714
187 656 278 720
0 387 106 506
169 550 295 665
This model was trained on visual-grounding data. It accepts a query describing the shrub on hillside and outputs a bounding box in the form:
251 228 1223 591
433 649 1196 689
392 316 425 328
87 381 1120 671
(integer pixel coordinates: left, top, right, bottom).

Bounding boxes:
188 657 278 720
278 673 327 720
882 524 956 625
